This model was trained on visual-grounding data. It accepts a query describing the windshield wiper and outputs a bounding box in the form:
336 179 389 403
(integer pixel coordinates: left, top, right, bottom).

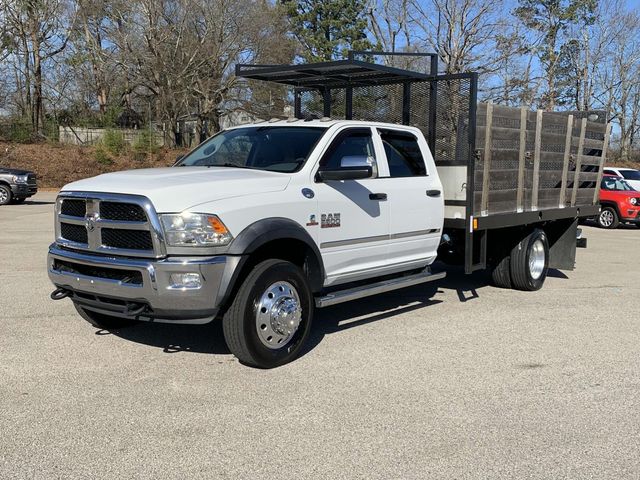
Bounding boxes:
209 163 256 169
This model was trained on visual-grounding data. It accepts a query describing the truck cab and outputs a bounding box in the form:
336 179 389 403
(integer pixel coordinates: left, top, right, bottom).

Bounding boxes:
48 121 445 368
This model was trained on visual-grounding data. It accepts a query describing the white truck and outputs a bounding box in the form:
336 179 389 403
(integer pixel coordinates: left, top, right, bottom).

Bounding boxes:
48 54 610 368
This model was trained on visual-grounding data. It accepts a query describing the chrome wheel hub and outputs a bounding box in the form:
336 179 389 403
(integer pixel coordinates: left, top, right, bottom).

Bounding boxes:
0 189 7 203
599 210 613 227
255 281 302 349
528 239 546 280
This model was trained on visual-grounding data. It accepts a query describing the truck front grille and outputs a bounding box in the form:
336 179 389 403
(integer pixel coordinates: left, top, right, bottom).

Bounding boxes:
55 193 164 258
100 202 146 221
102 228 153 250
61 199 86 217
60 222 88 244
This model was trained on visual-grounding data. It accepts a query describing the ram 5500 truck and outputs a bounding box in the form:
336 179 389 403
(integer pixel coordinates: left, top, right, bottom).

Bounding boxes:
48 54 610 368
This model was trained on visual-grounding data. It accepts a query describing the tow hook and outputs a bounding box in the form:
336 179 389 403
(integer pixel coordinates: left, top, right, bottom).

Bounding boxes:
50 287 71 300
124 302 148 316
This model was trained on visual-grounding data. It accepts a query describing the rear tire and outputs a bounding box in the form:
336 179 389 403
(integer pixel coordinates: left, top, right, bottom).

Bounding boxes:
0 185 11 205
74 303 137 329
597 207 619 229
509 229 549 291
490 254 512 289
222 259 314 368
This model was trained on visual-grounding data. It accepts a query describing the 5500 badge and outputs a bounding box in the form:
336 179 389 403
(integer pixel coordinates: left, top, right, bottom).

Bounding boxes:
321 213 341 228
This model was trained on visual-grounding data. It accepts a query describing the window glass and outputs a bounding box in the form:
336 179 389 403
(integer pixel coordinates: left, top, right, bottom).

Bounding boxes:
621 170 640 181
379 130 426 177
321 130 375 169
601 177 633 191
176 126 326 172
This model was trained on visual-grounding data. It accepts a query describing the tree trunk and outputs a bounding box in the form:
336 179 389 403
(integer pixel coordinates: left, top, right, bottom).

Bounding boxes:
31 46 43 133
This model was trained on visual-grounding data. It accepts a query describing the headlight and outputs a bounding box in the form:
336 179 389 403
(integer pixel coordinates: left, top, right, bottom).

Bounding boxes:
631 197 639 206
12 174 28 184
160 213 233 247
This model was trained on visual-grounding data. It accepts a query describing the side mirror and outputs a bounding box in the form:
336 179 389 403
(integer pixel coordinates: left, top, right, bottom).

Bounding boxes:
317 166 373 181
317 155 377 182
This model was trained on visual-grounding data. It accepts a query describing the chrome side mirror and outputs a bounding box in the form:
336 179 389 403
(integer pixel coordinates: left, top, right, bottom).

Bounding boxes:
339 155 378 178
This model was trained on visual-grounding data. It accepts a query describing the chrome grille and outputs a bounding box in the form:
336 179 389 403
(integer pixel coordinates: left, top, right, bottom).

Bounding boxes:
55 192 165 258
60 222 88 244
61 199 86 217
102 228 153 250
100 202 146 221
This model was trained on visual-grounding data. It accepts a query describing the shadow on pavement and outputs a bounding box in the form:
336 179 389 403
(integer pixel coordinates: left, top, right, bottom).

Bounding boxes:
19 200 55 205
547 268 569 279
107 318 230 355
106 264 496 359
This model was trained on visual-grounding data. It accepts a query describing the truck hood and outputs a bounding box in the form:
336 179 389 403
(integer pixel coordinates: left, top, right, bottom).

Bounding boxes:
61 167 291 212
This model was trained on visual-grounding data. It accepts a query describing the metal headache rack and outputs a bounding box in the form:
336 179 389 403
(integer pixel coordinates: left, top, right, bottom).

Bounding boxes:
237 52 610 273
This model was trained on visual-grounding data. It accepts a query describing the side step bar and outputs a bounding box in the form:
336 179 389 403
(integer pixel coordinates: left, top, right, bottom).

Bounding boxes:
315 269 446 308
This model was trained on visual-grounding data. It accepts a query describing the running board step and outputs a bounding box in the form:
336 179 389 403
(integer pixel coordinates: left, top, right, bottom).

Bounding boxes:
315 270 446 308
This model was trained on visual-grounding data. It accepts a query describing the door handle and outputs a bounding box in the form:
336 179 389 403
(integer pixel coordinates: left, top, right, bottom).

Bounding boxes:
426 189 441 197
369 193 387 201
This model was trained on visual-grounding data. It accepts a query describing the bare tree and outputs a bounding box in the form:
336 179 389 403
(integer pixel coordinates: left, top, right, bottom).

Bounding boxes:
367 0 412 54
408 0 510 75
3 0 74 133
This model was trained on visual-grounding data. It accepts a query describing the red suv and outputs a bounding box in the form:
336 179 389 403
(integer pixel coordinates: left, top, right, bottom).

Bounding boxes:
597 174 640 228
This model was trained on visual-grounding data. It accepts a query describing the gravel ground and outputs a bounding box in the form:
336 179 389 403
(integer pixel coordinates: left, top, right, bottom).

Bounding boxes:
1 192 639 479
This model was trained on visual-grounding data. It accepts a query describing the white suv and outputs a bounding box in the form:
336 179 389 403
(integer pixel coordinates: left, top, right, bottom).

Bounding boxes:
603 167 640 191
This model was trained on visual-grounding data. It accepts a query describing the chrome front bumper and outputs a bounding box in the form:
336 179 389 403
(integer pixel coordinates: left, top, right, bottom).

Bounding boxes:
48 245 230 323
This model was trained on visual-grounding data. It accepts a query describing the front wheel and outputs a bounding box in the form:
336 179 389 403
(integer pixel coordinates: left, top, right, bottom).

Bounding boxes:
74 303 137 329
597 207 619 229
0 185 11 205
509 229 549 291
222 259 314 368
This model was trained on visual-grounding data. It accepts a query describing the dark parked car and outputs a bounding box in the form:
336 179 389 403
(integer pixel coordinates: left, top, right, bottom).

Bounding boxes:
0 168 38 205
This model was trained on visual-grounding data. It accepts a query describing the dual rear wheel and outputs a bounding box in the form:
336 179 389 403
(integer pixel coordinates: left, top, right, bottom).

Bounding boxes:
491 229 549 291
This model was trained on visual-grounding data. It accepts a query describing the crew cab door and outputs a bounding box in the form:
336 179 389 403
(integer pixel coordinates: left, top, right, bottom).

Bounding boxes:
375 128 444 266
313 127 390 285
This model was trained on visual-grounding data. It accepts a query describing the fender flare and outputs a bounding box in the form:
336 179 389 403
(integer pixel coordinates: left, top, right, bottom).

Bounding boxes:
216 218 325 309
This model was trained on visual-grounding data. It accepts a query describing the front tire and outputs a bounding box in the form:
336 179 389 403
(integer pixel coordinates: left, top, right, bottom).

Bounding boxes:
0 185 12 205
597 207 619 229
510 229 549 291
222 259 314 368
74 303 137 329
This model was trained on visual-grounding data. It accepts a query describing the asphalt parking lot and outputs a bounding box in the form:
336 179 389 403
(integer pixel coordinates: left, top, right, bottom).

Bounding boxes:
1 191 639 479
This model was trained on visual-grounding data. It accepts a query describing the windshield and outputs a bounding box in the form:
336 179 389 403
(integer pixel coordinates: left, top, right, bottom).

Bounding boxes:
620 170 640 181
601 177 634 191
175 126 327 173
